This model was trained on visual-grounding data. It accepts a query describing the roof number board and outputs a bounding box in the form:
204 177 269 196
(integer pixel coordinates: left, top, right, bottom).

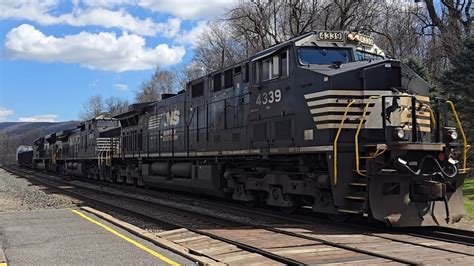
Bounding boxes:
317 31 344 42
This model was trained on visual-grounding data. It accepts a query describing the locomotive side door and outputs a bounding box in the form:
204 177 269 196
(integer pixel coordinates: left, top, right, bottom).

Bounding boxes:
249 49 294 153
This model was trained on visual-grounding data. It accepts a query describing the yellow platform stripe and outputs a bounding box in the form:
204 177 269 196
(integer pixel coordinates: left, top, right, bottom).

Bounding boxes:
0 263 7 266
70 209 179 266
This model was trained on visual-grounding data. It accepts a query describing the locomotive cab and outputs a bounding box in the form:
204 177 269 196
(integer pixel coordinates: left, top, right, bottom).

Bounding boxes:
274 31 469 226
243 31 469 226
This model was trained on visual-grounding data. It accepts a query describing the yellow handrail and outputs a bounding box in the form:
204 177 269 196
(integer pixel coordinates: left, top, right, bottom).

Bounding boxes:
355 96 379 177
52 149 60 164
446 101 471 170
421 103 436 126
333 99 356 186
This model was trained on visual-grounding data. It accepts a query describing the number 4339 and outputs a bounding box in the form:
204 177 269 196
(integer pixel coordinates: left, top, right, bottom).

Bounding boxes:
256 89 282 105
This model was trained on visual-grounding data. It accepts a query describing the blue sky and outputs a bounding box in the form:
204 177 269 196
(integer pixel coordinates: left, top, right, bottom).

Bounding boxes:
0 0 442 123
0 0 234 122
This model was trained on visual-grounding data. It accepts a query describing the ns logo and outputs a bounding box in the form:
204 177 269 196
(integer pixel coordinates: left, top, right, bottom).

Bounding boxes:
164 110 180 127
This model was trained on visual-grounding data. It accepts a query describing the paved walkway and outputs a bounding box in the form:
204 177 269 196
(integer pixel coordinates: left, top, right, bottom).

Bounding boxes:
0 208 193 265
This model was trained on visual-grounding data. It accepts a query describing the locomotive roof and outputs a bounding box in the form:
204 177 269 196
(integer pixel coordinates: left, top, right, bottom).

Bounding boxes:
251 31 381 61
250 31 313 60
113 102 152 119
199 30 383 82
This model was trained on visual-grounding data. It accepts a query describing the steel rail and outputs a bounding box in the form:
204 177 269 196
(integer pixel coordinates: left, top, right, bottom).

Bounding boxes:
4 166 423 265
9 165 474 253
8 165 474 256
2 166 311 265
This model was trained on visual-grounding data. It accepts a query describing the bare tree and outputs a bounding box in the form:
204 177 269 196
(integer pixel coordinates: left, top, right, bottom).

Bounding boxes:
80 95 104 120
193 21 246 72
175 61 208 90
105 96 129 116
365 3 426 59
80 95 128 119
423 0 473 62
135 67 178 103
192 0 386 71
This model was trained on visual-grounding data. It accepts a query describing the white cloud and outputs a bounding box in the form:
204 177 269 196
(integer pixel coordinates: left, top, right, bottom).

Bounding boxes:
137 0 236 19
81 0 136 8
56 8 163 36
5 24 186 72
158 17 181 38
114 83 128 90
176 21 209 46
19 114 58 122
79 0 236 19
0 1 58 21
0 1 182 37
0 107 14 121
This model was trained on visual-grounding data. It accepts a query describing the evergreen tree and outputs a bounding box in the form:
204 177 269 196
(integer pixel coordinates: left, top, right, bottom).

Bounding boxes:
405 57 429 82
440 36 474 145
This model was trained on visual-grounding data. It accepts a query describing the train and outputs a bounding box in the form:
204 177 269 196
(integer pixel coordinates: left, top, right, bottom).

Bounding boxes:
16 146 33 167
17 31 471 227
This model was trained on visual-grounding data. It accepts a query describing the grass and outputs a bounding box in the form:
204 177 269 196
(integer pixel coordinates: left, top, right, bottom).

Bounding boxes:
464 177 474 218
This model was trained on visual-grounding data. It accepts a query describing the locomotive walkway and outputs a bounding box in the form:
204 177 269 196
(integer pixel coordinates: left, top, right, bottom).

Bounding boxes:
0 208 191 265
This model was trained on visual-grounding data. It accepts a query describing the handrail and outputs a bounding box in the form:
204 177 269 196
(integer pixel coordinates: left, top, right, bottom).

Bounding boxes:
446 101 471 170
333 99 356 186
355 96 379 177
421 103 436 126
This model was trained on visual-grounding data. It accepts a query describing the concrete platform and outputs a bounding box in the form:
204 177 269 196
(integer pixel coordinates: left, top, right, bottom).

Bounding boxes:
0 208 194 265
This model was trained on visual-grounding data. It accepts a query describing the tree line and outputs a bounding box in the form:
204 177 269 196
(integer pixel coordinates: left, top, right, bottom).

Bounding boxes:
80 0 473 147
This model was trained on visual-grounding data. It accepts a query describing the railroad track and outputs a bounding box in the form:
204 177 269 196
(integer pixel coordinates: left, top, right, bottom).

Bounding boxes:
53 167 474 248
401 226 474 246
4 166 474 265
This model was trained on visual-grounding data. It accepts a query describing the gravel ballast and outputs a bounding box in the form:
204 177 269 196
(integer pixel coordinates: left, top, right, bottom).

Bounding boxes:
0 168 80 212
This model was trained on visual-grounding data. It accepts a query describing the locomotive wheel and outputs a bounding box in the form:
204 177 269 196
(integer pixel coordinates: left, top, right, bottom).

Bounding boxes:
279 194 298 214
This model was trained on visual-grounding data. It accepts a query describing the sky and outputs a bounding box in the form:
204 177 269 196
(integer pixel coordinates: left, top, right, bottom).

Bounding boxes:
0 0 236 122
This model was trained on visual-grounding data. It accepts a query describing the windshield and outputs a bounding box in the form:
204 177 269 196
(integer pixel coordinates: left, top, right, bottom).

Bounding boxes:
299 47 352 65
356 50 384 61
97 120 118 127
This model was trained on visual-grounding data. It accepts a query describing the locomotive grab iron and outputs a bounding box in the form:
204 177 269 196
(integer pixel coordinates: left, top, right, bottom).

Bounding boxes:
23 31 470 227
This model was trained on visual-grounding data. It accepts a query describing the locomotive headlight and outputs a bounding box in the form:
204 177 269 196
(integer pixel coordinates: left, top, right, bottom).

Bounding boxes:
448 129 458 140
394 127 405 140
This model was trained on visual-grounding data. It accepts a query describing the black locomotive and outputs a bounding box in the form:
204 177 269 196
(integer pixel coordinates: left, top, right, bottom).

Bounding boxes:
25 31 470 227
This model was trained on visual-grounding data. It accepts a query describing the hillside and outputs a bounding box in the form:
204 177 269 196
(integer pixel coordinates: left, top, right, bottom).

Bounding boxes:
0 121 78 136
0 121 79 164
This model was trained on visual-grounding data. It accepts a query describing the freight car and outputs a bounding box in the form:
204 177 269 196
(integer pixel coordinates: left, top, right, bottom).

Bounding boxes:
17 146 33 167
31 31 470 227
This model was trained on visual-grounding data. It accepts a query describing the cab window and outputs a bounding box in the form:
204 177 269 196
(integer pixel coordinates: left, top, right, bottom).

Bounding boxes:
192 81 204 98
212 73 222 92
257 50 289 82
224 69 233 88
356 51 384 61
298 47 352 65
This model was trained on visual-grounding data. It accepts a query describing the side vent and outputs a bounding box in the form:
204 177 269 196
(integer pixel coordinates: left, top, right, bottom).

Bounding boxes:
275 119 291 140
253 123 267 141
213 134 221 142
